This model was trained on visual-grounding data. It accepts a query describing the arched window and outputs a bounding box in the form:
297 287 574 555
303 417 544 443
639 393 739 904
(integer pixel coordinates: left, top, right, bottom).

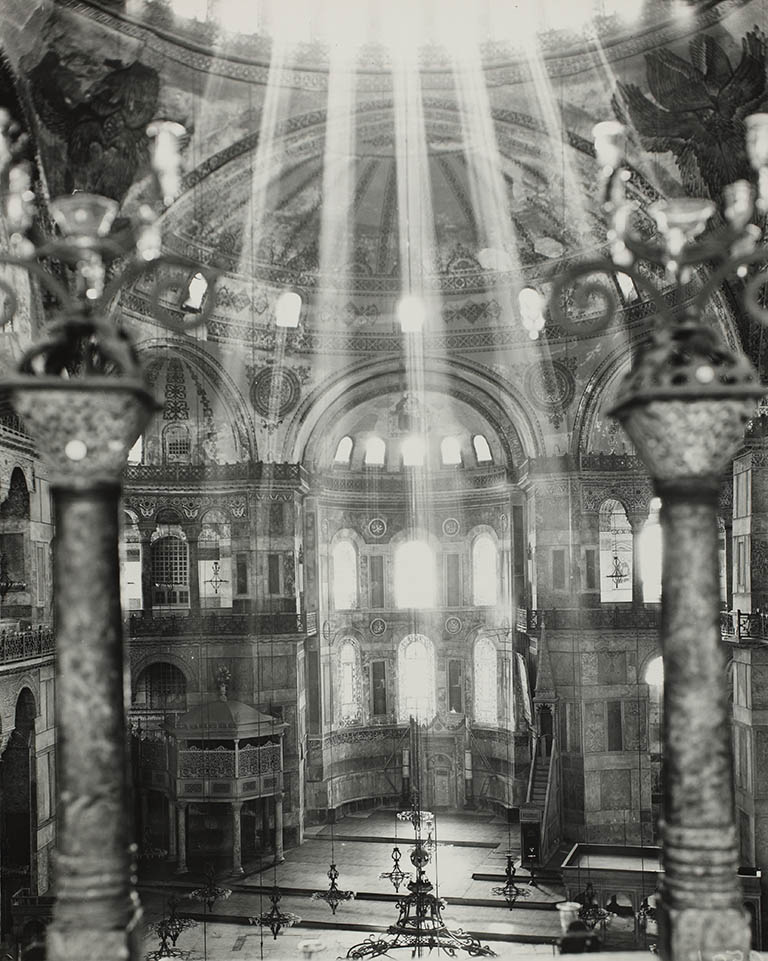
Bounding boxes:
364 435 386 466
472 533 498 606
394 540 436 608
199 513 232 609
402 434 425 467
332 539 358 609
127 436 143 465
639 497 662 603
474 636 498 725
163 425 191 464
182 271 208 312
599 498 632 602
645 655 663 809
120 513 142 611
441 436 462 466
0 466 30 519
473 434 492 463
133 662 187 711
152 536 189 607
338 638 361 724
334 435 353 465
398 634 436 722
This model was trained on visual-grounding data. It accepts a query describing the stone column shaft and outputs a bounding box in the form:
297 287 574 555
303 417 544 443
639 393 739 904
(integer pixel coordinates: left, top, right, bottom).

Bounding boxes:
176 803 187 874
187 531 200 613
657 482 749 959
167 798 176 859
232 801 243 874
138 528 153 615
275 793 284 862
47 488 141 961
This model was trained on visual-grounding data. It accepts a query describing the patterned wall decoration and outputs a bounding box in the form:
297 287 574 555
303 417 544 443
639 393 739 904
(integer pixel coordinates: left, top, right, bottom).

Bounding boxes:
442 518 460 537
163 359 189 421
369 618 387 637
523 360 576 429
614 28 768 201
250 366 301 419
368 518 387 538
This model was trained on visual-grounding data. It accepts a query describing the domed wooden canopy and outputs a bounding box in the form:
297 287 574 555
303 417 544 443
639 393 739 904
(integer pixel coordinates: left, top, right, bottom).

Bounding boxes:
169 697 287 739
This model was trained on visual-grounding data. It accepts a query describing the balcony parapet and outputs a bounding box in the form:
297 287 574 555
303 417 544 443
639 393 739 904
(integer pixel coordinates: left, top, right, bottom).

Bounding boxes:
0 626 54 665
127 610 317 638
522 606 661 633
124 461 309 487
317 465 511 494
720 609 768 643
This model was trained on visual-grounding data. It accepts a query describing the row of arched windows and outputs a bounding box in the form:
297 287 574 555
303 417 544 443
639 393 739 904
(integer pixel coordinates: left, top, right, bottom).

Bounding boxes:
336 633 504 725
333 433 493 468
132 634 510 728
332 534 499 610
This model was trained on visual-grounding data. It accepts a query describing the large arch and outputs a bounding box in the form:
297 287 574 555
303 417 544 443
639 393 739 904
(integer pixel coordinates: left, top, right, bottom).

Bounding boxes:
287 356 544 469
131 339 256 464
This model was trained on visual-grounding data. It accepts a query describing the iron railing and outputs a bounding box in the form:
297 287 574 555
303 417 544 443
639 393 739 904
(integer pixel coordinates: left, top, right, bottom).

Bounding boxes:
128 610 316 637
0 626 54 665
720 610 768 642
522 607 661 632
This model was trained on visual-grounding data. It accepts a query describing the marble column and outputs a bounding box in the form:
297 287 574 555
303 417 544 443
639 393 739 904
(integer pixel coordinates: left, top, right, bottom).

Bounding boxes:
627 511 647 605
175 803 187 874
275 793 284 862
654 480 748 958
138 525 154 616
231 801 243 874
186 526 200 613
262 799 271 853
167 798 176 859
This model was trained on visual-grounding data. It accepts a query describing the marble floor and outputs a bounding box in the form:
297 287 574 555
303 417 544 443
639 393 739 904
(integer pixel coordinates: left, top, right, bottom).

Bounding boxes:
138 810 644 960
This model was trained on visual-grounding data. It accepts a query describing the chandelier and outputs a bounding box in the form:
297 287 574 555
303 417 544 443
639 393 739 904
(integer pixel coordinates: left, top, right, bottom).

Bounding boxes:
346 795 495 959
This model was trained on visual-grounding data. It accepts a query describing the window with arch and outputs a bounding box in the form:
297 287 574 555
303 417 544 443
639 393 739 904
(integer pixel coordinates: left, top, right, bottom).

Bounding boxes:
334 435 353 465
645 654 663 823
152 535 189 606
127 436 143 465
332 539 358 609
639 497 662 603
599 498 633 602
474 636 498 725
163 424 191 464
120 513 142 611
338 638 362 724
394 540 436 608
441 436 462 466
364 435 386 466
398 634 436 722
473 434 492 463
472 533 498 606
199 512 233 609
133 662 187 711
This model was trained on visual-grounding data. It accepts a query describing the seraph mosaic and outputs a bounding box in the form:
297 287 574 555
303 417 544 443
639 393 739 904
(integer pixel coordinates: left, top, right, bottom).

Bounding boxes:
26 53 159 201
614 29 768 201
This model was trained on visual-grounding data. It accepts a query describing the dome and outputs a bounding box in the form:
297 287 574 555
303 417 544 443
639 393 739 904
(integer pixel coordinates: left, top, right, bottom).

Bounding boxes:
170 697 286 738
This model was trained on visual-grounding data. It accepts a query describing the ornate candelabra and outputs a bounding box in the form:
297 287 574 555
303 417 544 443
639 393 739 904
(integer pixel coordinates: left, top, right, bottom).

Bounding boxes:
491 855 530 910
0 110 215 961
249 887 301 939
310 861 356 915
346 795 495 959
548 116 768 961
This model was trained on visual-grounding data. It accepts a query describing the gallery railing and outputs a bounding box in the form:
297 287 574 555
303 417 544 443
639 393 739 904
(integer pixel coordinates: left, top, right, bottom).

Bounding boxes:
522 607 661 632
0 625 54 665
720 609 768 642
127 610 317 637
